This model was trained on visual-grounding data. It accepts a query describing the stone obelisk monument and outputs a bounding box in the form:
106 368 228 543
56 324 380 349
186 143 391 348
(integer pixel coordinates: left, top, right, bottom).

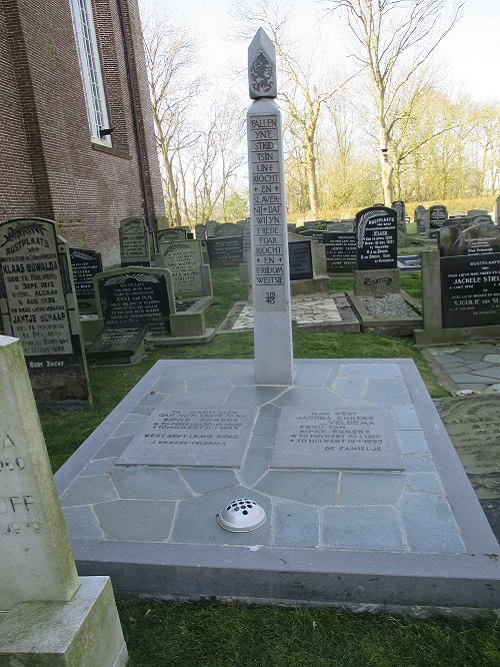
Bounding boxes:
247 28 294 385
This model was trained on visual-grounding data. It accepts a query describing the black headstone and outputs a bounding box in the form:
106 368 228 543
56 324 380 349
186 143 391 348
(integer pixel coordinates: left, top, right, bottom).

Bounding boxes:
206 237 244 267
69 247 103 308
355 206 397 270
288 241 313 280
325 233 356 273
429 204 448 231
95 268 173 334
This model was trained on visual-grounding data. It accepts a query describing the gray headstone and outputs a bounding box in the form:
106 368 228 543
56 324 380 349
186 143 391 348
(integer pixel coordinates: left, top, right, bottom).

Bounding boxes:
156 239 209 299
0 218 91 403
119 217 150 267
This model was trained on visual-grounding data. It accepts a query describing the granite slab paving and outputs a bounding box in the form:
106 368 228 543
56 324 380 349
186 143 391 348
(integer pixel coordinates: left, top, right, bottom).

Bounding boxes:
217 294 360 333
424 343 500 393
55 359 500 610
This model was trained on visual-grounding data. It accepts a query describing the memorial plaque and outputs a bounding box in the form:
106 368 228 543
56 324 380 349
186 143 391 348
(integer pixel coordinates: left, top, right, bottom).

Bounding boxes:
300 229 325 244
439 222 500 257
119 217 150 267
95 268 172 334
157 228 187 242
87 324 147 365
288 240 313 280
429 204 448 231
356 205 397 270
206 236 244 267
440 254 500 328
117 407 256 467
69 247 103 300
0 218 90 402
214 222 242 237
335 219 355 233
157 240 204 297
325 233 356 273
271 408 403 470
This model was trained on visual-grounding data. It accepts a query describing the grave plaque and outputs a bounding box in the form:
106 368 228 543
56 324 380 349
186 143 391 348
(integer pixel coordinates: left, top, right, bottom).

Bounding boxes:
95 268 173 334
325 233 356 273
440 255 500 328
271 408 403 471
117 407 256 467
214 222 242 237
288 240 313 280
0 218 90 402
87 324 148 365
206 236 244 267
157 240 204 297
429 204 448 231
119 217 150 267
69 247 102 313
157 228 187 242
356 205 397 270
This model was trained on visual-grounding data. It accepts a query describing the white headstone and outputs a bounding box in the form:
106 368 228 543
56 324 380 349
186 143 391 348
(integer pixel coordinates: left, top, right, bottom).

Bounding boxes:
247 29 293 385
0 335 79 611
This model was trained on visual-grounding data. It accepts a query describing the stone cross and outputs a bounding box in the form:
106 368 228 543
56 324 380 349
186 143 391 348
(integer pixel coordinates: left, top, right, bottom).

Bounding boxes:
247 28 293 385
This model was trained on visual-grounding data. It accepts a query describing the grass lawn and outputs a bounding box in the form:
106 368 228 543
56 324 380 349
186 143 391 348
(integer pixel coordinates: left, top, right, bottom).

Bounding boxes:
40 269 499 666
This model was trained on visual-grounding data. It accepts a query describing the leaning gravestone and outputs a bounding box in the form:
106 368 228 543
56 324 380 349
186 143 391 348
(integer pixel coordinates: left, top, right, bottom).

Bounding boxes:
69 246 103 314
247 28 293 384
0 217 91 403
119 216 151 267
0 335 127 665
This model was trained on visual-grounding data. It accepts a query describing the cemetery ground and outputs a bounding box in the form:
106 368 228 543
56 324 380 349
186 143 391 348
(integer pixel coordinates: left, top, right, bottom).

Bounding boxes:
39 269 499 666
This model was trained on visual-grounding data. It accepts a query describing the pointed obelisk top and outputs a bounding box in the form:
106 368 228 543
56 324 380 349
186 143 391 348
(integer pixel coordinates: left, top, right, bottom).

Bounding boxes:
248 28 277 99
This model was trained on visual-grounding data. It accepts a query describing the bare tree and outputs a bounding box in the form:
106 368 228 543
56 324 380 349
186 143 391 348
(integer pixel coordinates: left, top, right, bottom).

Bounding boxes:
230 0 350 219
142 14 204 225
322 0 464 205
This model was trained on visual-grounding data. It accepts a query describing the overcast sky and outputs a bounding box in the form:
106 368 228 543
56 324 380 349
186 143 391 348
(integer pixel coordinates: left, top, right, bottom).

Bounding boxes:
138 0 499 103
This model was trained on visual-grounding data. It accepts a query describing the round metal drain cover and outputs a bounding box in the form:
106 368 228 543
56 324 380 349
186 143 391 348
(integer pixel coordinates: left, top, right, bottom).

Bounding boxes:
218 498 266 533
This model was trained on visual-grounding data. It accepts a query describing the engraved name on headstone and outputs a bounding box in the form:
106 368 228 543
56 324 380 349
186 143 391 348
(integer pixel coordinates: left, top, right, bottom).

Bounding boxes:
117 408 256 467
119 217 150 267
157 240 205 297
356 205 398 270
271 408 403 470
0 218 91 402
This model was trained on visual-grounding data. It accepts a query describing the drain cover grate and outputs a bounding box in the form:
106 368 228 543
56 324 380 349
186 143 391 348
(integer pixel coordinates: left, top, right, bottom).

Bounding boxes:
218 498 266 532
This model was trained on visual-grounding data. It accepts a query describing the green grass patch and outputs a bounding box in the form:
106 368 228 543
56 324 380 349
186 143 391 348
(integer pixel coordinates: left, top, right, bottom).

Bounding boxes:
117 598 500 667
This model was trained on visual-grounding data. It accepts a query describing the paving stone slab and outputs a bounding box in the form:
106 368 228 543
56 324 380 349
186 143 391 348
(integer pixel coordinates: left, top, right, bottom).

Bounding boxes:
55 359 500 610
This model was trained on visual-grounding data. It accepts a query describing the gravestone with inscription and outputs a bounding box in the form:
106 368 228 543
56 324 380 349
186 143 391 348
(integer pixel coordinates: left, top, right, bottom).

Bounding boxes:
428 204 448 237
195 223 207 240
95 267 174 335
324 232 357 273
0 218 91 403
119 216 151 267
157 227 187 243
206 235 244 267
414 205 429 235
214 222 243 237
155 239 212 301
354 205 399 295
392 200 408 246
69 246 103 314
0 335 127 665
247 28 293 384
415 222 500 344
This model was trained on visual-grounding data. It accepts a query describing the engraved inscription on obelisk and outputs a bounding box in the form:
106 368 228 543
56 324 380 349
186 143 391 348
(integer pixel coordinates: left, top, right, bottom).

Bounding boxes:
247 29 293 385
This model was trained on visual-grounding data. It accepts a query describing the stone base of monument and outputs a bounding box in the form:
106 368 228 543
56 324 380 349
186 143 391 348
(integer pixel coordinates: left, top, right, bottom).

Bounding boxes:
0 577 128 666
55 359 499 612
218 295 360 333
347 291 422 336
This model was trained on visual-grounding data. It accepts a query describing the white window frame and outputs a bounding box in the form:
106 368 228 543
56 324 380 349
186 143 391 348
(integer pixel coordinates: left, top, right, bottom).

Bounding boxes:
69 0 111 145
